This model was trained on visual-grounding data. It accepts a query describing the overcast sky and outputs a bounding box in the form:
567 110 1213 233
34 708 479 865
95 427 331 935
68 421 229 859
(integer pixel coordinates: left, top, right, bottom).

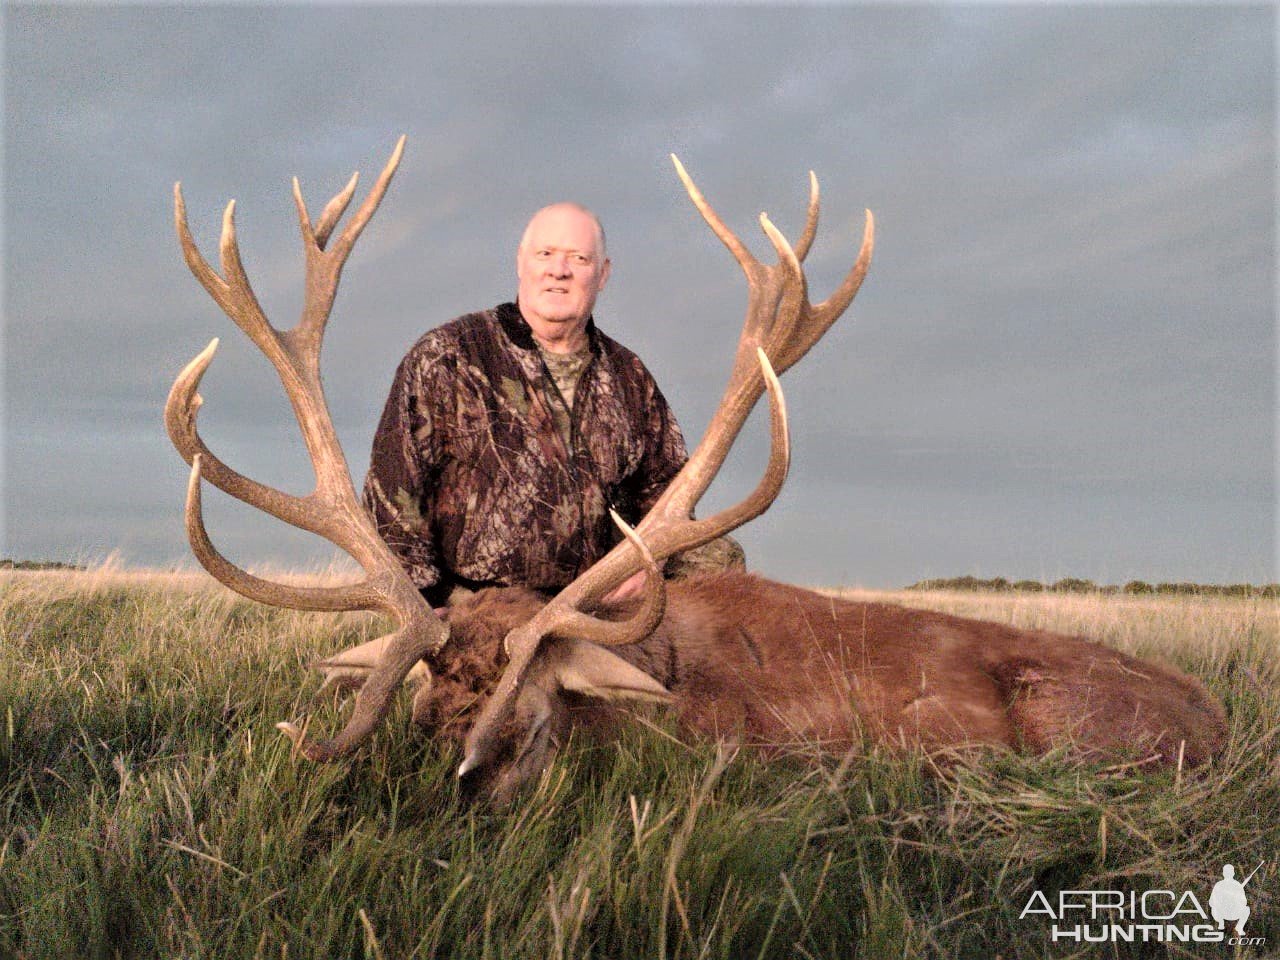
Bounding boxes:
5 4 1275 588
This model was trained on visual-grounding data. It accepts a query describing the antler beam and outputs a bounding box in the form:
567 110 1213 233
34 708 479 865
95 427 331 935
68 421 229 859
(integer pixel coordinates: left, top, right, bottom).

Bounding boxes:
166 137 449 761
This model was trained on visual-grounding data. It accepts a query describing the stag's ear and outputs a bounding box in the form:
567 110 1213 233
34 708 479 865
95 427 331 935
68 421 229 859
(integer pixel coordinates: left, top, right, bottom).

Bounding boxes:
546 638 674 703
313 634 430 690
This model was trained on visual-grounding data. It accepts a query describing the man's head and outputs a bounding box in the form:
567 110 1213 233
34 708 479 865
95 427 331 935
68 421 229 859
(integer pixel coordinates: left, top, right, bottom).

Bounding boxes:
516 202 611 352
1224 865 1236 880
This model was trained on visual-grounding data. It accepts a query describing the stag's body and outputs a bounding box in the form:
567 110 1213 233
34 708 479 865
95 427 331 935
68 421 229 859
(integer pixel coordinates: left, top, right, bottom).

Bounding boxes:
431 573 1226 772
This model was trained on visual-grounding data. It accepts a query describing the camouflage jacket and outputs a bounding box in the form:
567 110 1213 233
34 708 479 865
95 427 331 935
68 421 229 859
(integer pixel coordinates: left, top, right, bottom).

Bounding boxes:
363 303 688 605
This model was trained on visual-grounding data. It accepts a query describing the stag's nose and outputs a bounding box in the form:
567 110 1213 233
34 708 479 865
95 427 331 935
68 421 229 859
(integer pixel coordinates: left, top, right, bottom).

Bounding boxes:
456 764 485 803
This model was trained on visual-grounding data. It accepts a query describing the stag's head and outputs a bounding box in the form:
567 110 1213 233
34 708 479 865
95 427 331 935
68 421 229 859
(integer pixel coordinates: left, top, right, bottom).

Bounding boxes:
403 586 675 803
166 136 872 802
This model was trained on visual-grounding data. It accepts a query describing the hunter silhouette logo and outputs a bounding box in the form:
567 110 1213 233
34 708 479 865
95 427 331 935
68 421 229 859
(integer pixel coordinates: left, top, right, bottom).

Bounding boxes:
1209 862 1262 936
1020 860 1267 946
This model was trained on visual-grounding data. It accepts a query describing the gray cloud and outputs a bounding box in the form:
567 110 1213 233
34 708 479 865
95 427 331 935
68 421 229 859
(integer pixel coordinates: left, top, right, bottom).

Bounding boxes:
5 4 1274 587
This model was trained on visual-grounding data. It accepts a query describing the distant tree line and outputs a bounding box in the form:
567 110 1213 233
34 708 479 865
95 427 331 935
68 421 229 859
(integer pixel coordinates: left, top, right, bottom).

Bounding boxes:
905 576 1279 599
0 559 86 571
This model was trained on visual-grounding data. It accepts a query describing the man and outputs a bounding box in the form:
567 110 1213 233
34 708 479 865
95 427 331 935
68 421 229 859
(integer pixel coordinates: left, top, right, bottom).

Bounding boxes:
364 202 740 609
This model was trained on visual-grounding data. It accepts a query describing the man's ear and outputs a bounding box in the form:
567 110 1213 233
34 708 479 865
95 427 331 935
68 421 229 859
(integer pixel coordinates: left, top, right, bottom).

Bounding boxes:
545 637 673 703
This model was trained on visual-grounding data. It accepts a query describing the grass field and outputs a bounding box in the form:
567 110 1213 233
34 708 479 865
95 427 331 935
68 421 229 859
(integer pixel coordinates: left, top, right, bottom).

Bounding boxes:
1 566 1275 959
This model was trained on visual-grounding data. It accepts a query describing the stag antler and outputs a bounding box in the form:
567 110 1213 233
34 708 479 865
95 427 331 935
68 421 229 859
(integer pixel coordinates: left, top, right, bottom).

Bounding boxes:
166 136 447 760
457 157 874 777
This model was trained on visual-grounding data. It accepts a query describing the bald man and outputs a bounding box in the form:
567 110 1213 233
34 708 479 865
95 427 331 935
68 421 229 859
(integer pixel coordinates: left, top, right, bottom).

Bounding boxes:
364 203 741 610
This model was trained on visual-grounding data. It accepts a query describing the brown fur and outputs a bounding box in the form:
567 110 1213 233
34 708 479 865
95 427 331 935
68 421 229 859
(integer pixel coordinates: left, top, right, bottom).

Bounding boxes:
421 572 1226 780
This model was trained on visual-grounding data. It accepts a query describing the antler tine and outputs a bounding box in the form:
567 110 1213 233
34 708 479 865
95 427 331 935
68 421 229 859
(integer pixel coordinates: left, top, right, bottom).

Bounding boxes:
314 172 360 250
165 339 324 535
332 134 406 260
671 155 795 377
174 184 223 296
185 455 379 611
756 212 808 370
793 171 820 263
656 347 790 543
671 154 759 277
217 200 278 357
650 174 871 546
808 208 875 331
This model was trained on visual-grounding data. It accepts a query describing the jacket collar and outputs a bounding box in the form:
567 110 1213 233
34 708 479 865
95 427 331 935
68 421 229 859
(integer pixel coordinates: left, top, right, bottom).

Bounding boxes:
496 301 600 355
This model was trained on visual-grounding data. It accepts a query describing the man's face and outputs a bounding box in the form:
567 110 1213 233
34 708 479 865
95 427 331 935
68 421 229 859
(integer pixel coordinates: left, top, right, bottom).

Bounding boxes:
516 205 611 335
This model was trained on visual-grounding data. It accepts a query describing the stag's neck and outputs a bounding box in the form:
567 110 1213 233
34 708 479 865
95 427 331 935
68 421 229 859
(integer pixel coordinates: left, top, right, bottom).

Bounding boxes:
603 571 788 687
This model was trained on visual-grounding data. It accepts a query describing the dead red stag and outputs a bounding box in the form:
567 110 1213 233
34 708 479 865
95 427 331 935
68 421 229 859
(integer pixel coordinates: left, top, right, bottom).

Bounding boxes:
166 138 1226 802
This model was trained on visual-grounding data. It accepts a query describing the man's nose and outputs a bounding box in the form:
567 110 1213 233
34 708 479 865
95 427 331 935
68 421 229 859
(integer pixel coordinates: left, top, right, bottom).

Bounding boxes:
545 254 571 277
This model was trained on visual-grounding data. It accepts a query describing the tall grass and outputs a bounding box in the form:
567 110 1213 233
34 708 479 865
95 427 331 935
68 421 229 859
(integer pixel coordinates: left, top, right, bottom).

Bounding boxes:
1 568 1275 959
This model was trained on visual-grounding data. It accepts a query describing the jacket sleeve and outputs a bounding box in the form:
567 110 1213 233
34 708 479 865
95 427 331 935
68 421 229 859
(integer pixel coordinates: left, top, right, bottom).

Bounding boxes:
362 346 448 591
